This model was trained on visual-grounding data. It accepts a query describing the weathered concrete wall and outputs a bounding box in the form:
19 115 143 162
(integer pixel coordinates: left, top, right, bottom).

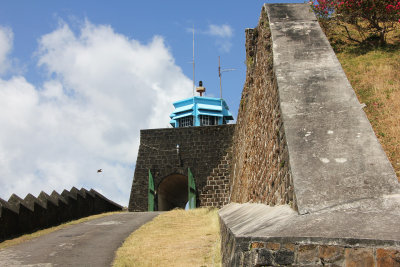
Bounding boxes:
128 125 234 211
229 8 296 208
0 187 122 241
220 3 400 266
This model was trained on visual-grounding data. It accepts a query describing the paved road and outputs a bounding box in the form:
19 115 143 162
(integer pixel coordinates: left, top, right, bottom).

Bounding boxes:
0 212 161 266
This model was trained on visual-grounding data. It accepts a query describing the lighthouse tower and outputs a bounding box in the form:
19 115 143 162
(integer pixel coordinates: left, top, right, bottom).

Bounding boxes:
169 81 234 128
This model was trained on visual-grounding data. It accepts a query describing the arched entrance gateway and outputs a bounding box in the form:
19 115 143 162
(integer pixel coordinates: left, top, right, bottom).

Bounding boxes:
147 168 196 211
157 174 188 211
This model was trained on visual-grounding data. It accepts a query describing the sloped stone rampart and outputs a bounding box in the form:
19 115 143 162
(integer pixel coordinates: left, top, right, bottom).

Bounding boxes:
229 7 296 209
267 3 399 215
0 187 122 241
220 3 400 266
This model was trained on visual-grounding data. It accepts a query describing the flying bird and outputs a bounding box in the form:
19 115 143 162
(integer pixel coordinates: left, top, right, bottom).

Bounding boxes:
97 169 102 173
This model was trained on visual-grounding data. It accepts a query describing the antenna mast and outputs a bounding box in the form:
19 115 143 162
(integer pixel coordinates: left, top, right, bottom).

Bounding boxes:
192 25 195 96
218 56 236 99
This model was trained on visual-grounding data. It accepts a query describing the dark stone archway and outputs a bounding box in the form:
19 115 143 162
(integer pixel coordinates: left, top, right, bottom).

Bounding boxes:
157 174 188 211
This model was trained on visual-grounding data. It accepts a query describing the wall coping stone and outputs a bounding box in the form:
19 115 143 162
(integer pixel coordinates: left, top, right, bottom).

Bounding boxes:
220 202 400 247
266 3 400 215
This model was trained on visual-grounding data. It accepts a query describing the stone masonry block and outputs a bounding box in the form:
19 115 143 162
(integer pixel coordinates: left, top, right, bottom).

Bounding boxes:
376 248 400 267
319 245 345 265
274 249 295 265
345 248 374 267
265 242 280 251
255 249 273 266
297 244 319 265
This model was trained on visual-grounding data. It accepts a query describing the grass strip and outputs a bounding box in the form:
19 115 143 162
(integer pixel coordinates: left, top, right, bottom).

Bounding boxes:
113 208 221 267
320 20 400 179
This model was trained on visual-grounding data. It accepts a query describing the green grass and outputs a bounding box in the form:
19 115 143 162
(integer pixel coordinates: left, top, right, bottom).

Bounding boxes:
113 208 221 267
323 21 400 179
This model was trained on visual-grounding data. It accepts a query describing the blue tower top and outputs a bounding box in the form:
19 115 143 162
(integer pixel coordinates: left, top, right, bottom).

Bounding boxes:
169 96 233 127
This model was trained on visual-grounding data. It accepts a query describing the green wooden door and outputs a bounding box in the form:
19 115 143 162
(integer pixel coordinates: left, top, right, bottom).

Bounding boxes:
148 169 155 211
188 168 196 209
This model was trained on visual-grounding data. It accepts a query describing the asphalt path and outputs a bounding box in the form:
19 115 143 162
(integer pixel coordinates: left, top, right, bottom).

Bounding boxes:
0 212 161 266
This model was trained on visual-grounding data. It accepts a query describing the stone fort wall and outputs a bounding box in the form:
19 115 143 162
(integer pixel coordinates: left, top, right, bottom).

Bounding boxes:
0 187 122 241
128 125 234 211
127 4 400 265
220 3 400 266
229 8 296 209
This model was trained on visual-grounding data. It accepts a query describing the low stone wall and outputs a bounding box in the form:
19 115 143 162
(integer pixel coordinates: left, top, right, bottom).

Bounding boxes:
0 187 122 241
220 202 400 267
247 242 400 266
221 227 400 267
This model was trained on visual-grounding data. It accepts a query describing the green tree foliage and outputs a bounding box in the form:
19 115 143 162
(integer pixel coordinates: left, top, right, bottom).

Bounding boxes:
311 0 400 46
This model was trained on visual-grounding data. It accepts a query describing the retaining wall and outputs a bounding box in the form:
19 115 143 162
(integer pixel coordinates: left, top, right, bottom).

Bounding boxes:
229 7 295 208
220 3 400 266
0 187 122 241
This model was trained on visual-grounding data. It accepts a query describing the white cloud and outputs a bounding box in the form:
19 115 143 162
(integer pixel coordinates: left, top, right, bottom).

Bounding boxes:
216 39 233 54
0 21 192 206
207 24 233 38
205 24 234 53
186 24 234 53
0 26 13 74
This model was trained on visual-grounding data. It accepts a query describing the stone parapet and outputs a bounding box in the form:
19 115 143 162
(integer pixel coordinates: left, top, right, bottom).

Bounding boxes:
0 187 122 241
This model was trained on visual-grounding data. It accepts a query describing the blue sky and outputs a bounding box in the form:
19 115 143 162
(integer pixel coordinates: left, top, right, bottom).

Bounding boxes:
0 0 304 205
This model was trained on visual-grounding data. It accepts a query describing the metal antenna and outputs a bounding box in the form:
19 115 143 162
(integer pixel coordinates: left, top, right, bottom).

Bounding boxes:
192 25 195 96
218 56 236 99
